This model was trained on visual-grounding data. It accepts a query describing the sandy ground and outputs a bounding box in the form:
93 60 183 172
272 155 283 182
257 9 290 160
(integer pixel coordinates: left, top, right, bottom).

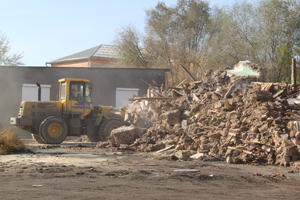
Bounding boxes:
1 138 300 200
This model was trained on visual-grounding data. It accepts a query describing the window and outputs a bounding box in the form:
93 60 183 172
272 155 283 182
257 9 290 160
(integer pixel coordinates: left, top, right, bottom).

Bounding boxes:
70 82 84 102
60 82 66 99
85 83 92 103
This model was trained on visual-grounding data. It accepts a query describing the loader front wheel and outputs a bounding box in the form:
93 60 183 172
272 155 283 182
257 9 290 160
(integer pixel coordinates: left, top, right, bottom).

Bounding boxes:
98 118 124 141
39 117 68 144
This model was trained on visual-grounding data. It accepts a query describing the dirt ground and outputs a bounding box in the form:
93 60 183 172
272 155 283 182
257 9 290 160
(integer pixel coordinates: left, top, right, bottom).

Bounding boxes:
1 139 300 200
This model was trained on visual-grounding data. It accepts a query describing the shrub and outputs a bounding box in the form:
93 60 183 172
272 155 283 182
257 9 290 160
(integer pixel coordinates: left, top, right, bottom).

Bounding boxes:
0 128 25 155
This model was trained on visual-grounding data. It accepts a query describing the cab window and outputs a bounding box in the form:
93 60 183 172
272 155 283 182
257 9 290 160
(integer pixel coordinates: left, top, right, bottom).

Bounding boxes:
60 82 66 99
85 83 92 103
70 82 84 102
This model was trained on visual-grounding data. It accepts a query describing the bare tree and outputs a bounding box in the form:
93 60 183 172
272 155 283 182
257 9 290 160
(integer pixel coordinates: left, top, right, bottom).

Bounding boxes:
145 0 211 85
0 32 24 66
205 1 260 69
206 0 300 82
114 25 148 68
114 0 300 84
256 0 300 82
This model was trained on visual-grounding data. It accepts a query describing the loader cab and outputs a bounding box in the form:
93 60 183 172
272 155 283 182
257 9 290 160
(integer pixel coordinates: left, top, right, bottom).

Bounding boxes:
59 78 92 117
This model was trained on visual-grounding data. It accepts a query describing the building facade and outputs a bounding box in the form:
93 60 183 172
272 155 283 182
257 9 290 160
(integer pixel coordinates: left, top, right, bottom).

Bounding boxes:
0 66 169 128
46 45 119 68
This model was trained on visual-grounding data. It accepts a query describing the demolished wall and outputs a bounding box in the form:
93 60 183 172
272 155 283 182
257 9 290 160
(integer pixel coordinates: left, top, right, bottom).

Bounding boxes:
100 68 300 167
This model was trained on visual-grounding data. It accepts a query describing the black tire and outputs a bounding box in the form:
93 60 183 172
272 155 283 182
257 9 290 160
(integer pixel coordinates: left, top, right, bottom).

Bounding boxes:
98 118 124 141
31 134 46 144
39 116 68 144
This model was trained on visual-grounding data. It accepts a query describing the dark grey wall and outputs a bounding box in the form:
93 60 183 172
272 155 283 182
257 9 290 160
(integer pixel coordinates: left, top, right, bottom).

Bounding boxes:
0 66 168 127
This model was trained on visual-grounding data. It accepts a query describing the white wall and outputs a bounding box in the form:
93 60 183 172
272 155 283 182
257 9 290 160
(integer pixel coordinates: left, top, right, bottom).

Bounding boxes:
116 88 139 108
22 84 51 101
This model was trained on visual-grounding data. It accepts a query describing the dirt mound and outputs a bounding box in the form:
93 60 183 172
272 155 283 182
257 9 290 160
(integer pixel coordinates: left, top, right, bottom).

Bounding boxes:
0 128 25 155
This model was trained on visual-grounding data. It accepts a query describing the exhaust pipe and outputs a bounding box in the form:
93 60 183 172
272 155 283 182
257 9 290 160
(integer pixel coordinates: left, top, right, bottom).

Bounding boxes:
36 82 41 101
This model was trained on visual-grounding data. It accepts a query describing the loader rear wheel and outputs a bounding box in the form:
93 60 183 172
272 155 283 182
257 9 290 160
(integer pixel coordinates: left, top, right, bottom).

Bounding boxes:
98 118 124 141
39 116 68 144
87 132 100 142
31 134 46 144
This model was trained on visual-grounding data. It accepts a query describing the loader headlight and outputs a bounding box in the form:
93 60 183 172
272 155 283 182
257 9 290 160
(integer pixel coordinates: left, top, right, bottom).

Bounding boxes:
18 102 24 117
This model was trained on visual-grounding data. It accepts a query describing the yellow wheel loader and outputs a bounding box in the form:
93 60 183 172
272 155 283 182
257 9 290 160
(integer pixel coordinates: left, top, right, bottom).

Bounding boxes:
10 78 126 144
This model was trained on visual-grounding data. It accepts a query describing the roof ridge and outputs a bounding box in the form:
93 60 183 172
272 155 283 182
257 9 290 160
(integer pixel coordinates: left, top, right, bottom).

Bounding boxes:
47 44 120 65
89 44 102 59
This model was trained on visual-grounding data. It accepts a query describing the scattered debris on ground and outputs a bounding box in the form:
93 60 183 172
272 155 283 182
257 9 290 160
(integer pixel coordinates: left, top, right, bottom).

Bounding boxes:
0 128 25 155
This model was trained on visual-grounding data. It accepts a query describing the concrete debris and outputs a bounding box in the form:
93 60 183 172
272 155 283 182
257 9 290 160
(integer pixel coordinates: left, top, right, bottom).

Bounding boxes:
109 125 140 147
227 60 267 82
190 153 206 160
99 66 300 167
175 150 192 160
160 109 181 125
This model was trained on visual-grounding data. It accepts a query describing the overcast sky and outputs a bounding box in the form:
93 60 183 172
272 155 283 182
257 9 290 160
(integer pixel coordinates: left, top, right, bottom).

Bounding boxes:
1 0 237 66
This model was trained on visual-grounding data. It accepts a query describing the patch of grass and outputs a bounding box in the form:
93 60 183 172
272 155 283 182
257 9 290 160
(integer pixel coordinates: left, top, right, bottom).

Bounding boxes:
0 128 25 155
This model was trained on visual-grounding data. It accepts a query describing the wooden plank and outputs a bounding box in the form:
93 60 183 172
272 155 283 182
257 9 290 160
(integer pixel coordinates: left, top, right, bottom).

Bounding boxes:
151 79 161 87
292 58 297 85
134 97 179 101
156 144 175 153
227 146 244 152
220 136 233 148
243 150 253 155
291 113 300 121
152 90 163 97
252 82 286 87
261 83 273 91
261 83 268 91
167 86 182 90
176 79 187 87
289 90 300 97
265 83 273 91
141 79 152 86
180 64 197 81
192 93 201 102
224 84 235 98
273 89 284 98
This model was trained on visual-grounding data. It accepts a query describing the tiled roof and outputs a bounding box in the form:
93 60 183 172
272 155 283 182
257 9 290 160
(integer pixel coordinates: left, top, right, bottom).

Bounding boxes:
93 45 119 60
47 45 119 64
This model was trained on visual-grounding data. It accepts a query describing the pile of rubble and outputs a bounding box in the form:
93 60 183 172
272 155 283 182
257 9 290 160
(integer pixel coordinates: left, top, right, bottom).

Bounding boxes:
99 67 300 167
